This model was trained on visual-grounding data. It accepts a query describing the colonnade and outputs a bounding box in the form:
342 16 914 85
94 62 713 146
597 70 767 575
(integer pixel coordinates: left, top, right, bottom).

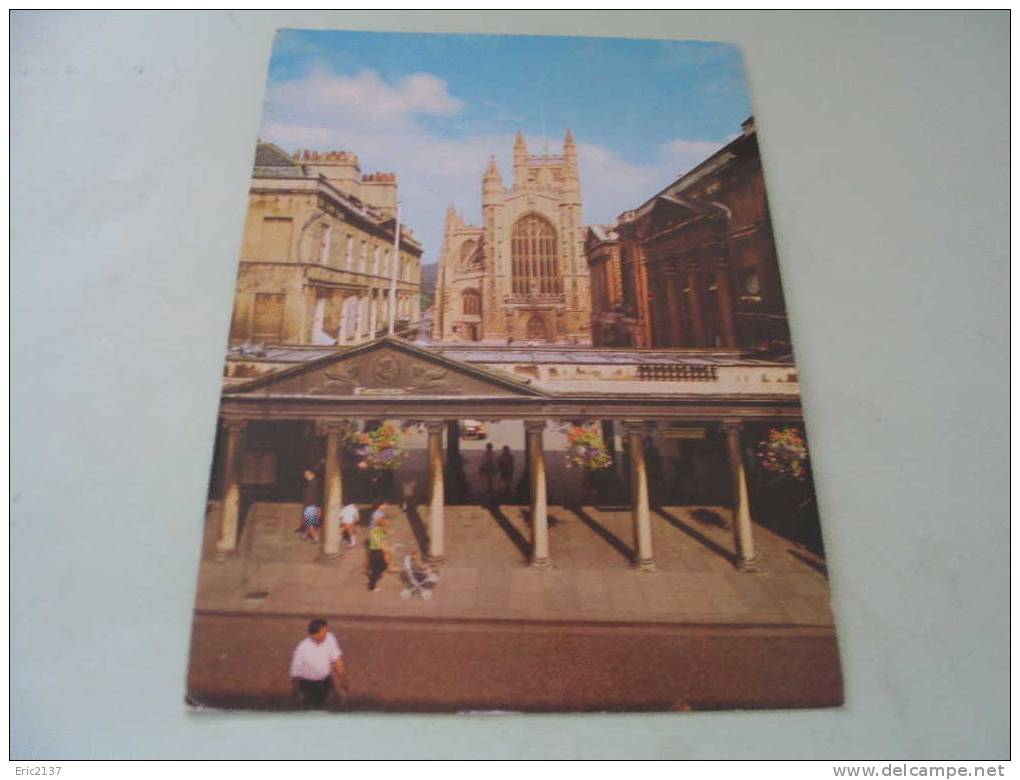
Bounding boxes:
214 417 759 572
331 288 419 345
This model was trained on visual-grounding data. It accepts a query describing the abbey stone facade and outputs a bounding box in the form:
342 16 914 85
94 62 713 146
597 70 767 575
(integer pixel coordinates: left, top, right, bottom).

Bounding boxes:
433 132 591 344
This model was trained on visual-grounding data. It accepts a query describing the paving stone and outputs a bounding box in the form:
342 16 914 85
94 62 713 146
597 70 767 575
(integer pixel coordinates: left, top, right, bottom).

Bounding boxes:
196 501 836 628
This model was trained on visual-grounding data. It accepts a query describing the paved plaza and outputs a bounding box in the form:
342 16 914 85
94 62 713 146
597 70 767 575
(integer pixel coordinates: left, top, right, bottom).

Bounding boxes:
193 499 834 627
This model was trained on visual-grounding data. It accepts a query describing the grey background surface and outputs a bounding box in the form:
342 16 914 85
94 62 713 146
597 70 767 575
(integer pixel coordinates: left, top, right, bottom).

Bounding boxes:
10 11 1009 759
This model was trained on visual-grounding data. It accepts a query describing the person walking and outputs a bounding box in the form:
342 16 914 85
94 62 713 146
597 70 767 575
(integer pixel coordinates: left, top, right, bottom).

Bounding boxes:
479 442 497 502
289 618 348 709
299 469 323 542
367 517 389 592
498 445 514 499
339 502 360 549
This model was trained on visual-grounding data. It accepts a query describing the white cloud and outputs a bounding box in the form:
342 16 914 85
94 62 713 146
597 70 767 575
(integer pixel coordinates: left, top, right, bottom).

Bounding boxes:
266 68 463 125
261 68 727 262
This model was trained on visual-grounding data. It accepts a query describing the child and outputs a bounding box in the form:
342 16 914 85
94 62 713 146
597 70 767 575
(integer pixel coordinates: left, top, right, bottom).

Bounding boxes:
338 502 360 549
302 505 322 543
298 469 322 538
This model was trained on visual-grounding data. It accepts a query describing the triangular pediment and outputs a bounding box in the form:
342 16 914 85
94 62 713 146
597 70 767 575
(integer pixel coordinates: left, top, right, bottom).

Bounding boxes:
642 194 725 237
228 337 549 399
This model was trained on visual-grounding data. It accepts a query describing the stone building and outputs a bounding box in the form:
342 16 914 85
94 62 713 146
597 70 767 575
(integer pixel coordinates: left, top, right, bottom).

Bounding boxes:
590 118 791 351
228 143 423 347
212 336 807 570
584 223 642 347
433 131 591 344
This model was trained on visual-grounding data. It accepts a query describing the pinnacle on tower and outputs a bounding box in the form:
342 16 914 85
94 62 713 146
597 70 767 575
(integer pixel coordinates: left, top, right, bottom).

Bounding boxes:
445 204 460 229
484 155 502 181
513 131 529 168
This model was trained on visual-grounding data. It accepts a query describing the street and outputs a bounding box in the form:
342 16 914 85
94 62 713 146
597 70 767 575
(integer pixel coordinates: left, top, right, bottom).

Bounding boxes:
187 611 843 712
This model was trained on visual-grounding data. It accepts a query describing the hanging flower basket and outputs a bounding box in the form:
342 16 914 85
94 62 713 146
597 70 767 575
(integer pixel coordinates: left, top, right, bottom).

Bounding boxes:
565 425 614 471
347 423 406 471
755 426 810 481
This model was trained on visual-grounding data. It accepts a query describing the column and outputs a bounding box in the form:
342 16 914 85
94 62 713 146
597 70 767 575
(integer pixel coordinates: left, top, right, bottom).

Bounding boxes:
663 271 683 347
715 267 737 348
317 420 348 559
216 419 247 556
368 289 378 336
723 421 758 571
426 421 446 563
525 420 550 568
623 421 655 571
686 269 706 346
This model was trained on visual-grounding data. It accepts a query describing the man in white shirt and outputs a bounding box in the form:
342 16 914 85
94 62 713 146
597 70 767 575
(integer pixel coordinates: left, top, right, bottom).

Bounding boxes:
339 502 360 549
289 618 348 708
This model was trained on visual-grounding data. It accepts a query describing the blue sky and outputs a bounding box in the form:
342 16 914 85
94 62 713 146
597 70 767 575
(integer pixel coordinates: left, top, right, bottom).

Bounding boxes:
261 29 753 262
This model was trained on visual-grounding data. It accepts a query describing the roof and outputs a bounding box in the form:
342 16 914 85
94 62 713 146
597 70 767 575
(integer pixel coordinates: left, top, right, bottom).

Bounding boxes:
226 341 793 368
586 224 618 244
247 144 422 252
218 337 802 420
618 117 757 225
432 345 792 367
254 142 297 167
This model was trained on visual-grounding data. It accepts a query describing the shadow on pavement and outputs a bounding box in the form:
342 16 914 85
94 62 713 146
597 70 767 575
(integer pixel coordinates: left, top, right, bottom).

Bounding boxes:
484 504 530 561
569 507 634 564
653 507 738 565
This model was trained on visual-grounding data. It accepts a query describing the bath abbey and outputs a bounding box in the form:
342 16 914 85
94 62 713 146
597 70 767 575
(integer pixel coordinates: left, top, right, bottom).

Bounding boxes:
433 131 592 344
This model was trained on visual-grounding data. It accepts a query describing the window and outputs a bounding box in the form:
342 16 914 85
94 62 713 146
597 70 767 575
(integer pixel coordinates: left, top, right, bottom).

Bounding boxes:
462 288 481 316
373 246 381 276
511 214 560 295
345 236 354 269
360 241 368 273
251 293 286 343
260 217 293 260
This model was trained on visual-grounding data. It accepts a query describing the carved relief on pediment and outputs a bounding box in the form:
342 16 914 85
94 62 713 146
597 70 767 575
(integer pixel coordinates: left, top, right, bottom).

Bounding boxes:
307 360 362 395
303 351 467 395
406 362 462 395
268 346 529 398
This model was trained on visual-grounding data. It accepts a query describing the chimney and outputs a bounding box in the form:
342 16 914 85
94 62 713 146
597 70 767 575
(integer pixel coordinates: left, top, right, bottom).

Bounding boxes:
359 171 398 218
303 150 362 196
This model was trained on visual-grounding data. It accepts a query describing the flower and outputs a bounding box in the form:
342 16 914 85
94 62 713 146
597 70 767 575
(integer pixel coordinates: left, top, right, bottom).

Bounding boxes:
564 425 613 471
756 426 809 480
346 423 406 471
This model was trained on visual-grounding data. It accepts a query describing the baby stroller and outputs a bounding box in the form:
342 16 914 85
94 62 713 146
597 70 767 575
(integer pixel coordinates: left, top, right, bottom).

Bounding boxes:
399 549 440 601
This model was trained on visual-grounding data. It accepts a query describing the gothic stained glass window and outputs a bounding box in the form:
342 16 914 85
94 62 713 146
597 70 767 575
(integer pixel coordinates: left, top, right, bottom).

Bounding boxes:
511 215 561 295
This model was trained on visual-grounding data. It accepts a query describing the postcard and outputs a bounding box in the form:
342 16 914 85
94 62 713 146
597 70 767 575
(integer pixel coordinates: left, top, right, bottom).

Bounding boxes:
186 29 842 712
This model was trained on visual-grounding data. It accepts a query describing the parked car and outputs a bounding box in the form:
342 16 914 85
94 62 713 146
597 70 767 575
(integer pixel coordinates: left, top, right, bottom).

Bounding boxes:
462 419 487 439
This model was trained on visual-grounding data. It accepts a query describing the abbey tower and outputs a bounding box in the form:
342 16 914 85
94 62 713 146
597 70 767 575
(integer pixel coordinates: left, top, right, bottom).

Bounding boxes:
434 131 591 343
